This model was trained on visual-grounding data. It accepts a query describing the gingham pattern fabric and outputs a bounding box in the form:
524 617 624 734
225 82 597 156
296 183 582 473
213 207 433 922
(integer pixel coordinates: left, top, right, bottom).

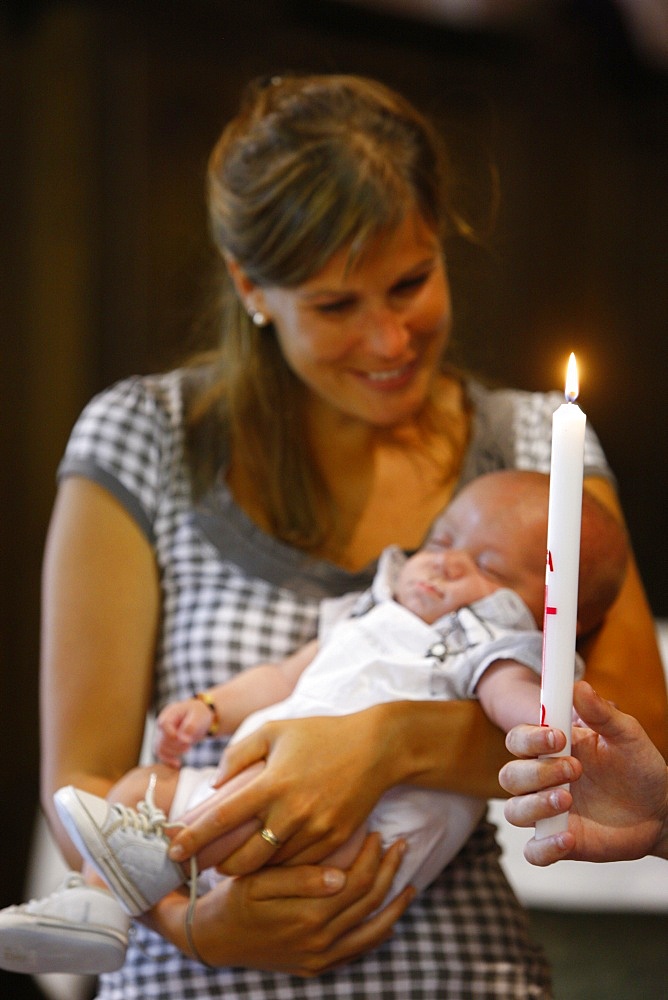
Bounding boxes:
58 370 612 999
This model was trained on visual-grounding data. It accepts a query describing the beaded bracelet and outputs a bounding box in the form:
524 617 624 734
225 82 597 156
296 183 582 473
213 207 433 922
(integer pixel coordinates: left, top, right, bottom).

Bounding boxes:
194 691 220 736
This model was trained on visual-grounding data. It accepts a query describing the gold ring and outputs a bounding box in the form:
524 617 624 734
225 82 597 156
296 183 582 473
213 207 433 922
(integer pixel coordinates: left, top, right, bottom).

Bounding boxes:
259 826 281 848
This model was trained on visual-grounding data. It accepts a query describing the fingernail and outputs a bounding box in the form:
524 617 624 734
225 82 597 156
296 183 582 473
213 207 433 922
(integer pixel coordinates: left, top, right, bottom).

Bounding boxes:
545 729 556 749
323 869 346 890
168 843 185 861
549 792 562 812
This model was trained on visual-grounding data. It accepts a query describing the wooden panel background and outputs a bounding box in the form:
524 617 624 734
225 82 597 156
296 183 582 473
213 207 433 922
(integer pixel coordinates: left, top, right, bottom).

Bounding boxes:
1 2 666 994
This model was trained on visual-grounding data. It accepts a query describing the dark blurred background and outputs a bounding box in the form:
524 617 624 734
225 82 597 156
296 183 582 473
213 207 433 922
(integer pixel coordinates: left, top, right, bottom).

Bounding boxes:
1 2 667 996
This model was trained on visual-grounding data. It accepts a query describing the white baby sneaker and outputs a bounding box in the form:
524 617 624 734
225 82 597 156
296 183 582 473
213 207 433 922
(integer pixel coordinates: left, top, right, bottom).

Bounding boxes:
54 775 187 917
0 871 129 974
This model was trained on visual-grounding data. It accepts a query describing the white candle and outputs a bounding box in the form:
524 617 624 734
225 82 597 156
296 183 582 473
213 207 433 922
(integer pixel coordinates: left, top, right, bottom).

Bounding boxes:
536 353 586 839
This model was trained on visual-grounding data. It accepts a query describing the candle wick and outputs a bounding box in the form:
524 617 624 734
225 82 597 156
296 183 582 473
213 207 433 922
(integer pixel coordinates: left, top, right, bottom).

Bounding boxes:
565 391 579 404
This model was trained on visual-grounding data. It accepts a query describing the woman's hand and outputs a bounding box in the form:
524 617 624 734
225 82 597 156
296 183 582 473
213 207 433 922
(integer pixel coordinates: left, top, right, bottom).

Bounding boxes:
499 680 668 866
147 834 414 976
169 710 397 875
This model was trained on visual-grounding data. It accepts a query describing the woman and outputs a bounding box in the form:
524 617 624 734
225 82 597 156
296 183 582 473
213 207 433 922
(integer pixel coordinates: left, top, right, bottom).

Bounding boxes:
40 74 667 998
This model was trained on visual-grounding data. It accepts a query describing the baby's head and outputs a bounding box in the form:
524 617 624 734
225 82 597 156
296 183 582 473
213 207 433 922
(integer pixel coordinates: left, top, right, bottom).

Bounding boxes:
396 470 627 632
576 482 629 634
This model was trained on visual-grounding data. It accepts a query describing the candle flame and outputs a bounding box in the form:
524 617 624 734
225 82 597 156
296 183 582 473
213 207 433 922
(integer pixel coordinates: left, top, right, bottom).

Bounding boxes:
564 352 579 403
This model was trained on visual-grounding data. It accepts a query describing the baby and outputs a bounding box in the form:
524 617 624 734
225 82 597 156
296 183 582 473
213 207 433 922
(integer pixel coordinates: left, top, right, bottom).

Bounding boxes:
0 470 627 975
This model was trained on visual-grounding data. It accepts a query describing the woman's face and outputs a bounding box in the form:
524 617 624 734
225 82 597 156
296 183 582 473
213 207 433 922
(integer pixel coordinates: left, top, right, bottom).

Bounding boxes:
255 210 452 429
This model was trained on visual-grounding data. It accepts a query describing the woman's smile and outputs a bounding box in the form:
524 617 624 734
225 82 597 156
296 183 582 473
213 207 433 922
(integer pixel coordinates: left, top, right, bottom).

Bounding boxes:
353 359 419 389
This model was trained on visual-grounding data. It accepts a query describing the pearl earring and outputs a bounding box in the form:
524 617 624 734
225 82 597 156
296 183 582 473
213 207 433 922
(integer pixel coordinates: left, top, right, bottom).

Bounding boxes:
250 310 269 327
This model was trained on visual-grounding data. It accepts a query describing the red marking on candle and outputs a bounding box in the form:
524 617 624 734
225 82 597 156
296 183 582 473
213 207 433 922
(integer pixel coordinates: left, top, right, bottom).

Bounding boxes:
540 703 547 726
545 606 557 615
546 550 554 572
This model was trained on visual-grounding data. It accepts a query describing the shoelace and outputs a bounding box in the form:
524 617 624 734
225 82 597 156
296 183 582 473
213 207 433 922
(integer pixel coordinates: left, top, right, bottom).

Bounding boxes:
108 774 203 964
101 775 204 965
106 773 170 838
137 774 204 965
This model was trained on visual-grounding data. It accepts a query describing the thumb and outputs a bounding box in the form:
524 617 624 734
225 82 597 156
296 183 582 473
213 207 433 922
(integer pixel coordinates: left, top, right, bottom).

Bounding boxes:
572 681 629 742
213 730 271 787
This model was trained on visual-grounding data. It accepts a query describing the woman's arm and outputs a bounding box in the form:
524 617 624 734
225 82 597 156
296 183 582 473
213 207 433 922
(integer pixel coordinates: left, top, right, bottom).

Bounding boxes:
579 476 668 756
167 698 509 875
40 477 159 867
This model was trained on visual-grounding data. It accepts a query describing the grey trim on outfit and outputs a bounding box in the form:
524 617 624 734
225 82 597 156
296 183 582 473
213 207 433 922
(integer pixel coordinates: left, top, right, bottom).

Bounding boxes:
195 483 375 600
62 456 156 544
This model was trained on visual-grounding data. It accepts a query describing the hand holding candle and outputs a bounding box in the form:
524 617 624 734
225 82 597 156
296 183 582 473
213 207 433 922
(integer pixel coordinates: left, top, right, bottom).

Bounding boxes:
536 353 586 839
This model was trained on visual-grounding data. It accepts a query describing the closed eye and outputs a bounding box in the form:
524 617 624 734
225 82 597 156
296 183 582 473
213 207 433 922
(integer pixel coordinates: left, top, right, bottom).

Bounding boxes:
391 270 431 296
314 296 357 315
476 553 508 583
425 532 454 552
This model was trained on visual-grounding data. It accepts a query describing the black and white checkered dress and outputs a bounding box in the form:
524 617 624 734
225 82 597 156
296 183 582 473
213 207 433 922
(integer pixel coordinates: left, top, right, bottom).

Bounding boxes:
59 370 611 999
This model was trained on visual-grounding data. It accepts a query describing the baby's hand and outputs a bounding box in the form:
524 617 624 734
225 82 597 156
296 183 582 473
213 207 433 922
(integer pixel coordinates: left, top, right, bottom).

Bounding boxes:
154 697 214 767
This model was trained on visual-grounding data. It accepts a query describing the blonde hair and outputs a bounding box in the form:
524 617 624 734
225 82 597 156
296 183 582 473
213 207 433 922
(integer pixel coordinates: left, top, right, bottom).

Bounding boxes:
187 74 476 549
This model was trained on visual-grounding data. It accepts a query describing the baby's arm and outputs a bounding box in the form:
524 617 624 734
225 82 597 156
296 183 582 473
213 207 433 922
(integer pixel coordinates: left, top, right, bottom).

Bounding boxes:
155 639 319 766
476 660 542 734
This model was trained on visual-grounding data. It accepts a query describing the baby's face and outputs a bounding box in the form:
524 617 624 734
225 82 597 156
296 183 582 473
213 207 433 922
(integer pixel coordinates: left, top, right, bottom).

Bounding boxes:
395 479 547 625
395 545 500 624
